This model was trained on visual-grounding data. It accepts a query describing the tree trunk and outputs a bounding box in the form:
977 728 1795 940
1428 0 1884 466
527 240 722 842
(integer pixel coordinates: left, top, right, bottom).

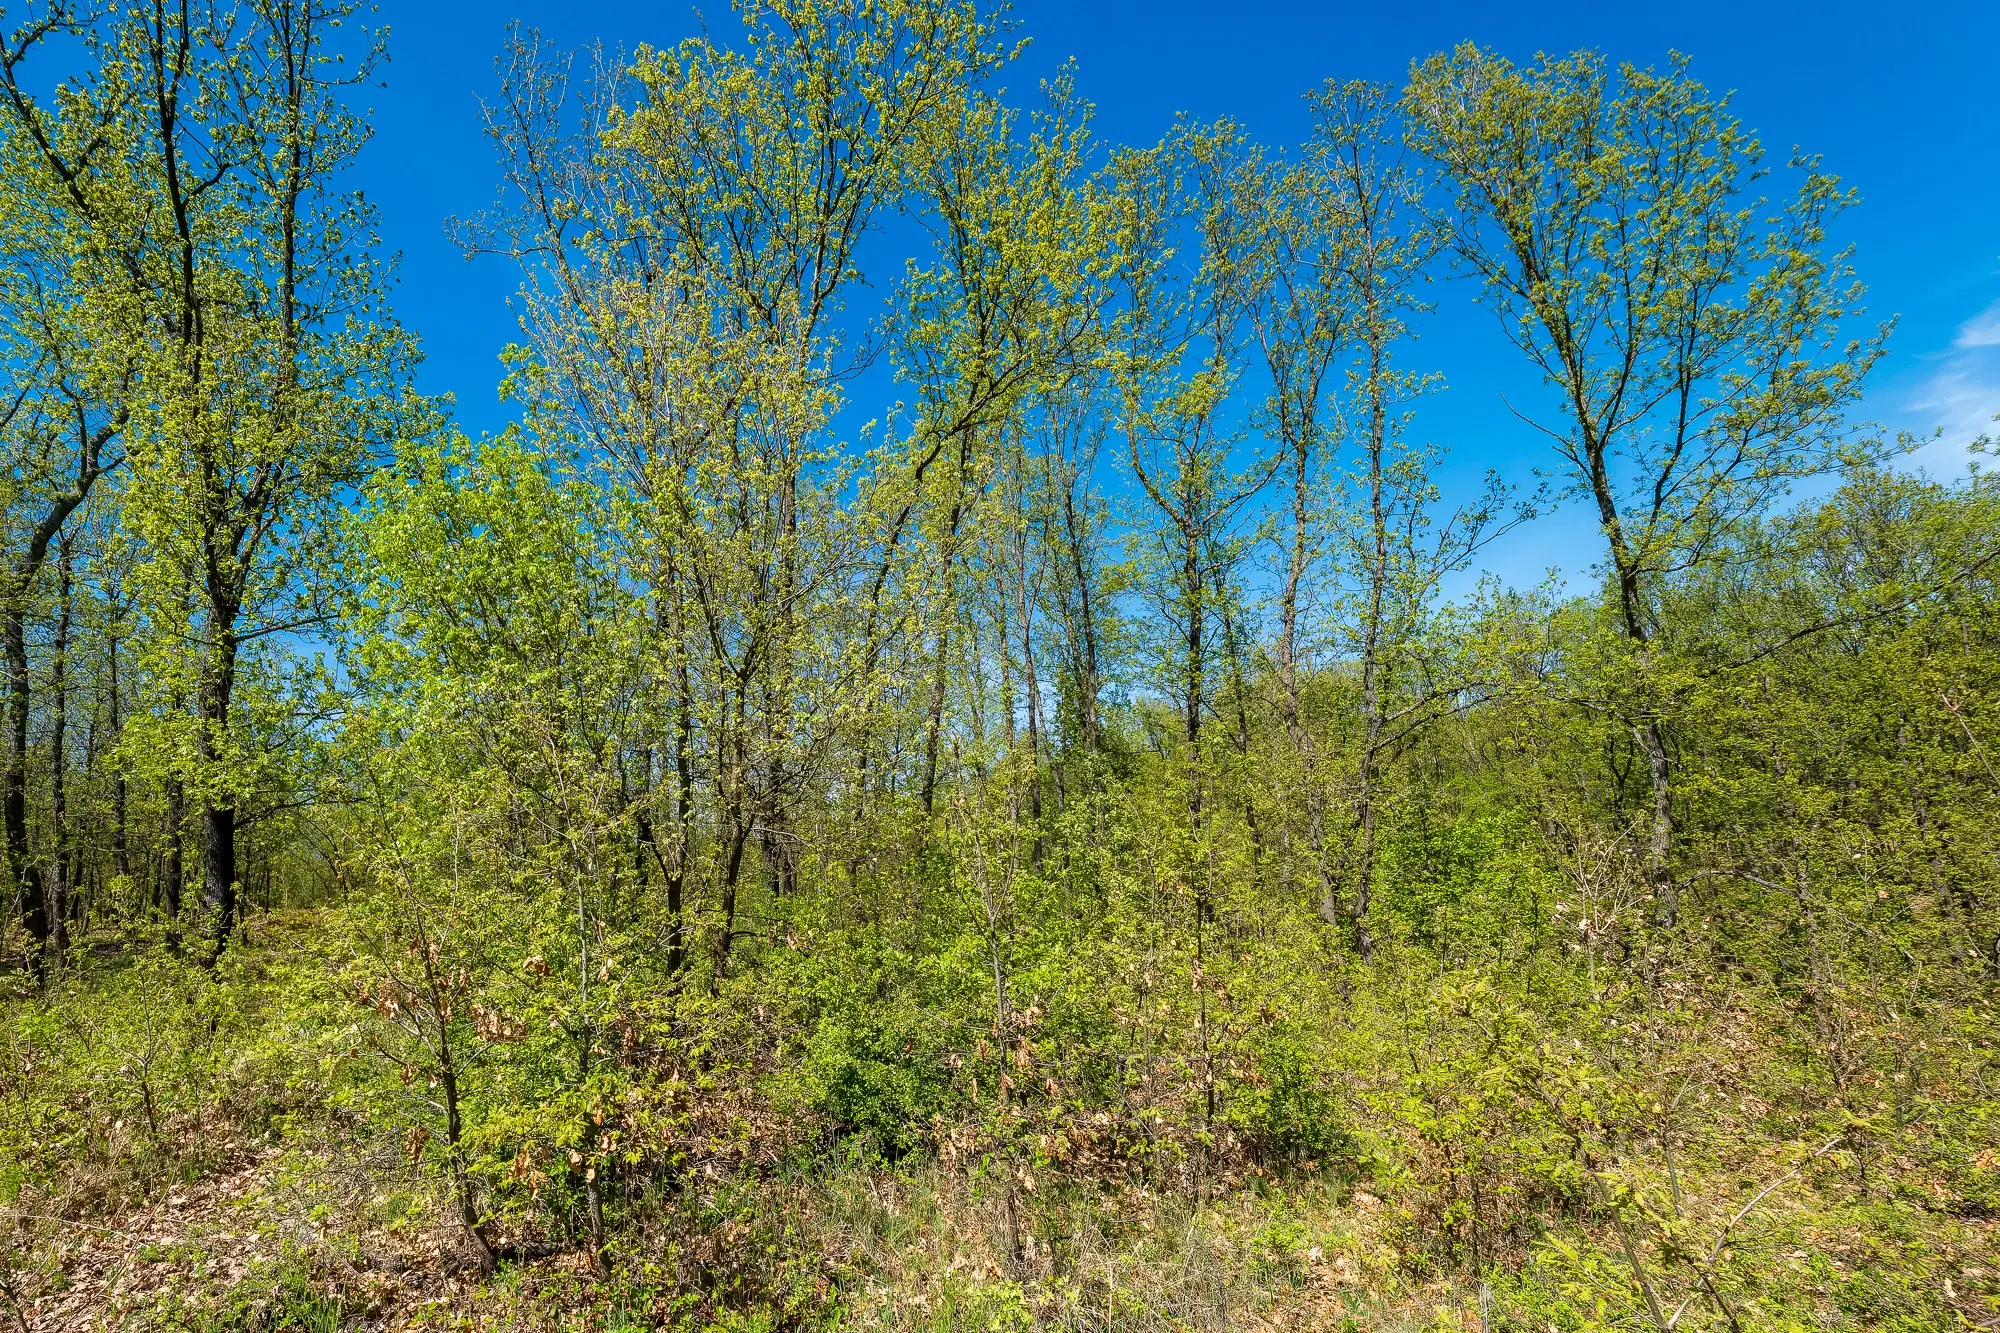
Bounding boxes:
1349 330 1393 961
668 675 693 977
711 812 751 989
1215 575 1265 878
203 802 236 952
420 928 495 1274
1587 422 1678 931
1059 478 1102 756
200 595 241 959
164 776 185 922
1641 719 1676 928
440 1056 494 1272
1183 526 1209 923
920 621 951 815
47 539 72 959
109 617 130 886
5 595 46 980
920 445 977 816
1013 497 1045 862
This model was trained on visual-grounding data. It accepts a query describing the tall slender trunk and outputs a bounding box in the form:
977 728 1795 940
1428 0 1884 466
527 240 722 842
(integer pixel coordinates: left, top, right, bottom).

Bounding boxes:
439 1054 493 1271
920 622 951 814
1214 573 1265 877
1614 590 1677 931
667 666 694 977
1011 479 1044 861
920 425 978 814
164 775 185 922
711 814 751 990
47 539 72 958
1276 449 1309 733
1056 466 1102 757
149 6 219 950
761 805 795 900
650 559 694 978
417 930 494 1272
163 580 194 931
1183 522 1209 923
1351 321 1390 960
108 609 130 886
5 593 45 979
711 692 752 988
1048 416 1112 752
1583 419 1677 931
200 593 240 958
1641 716 1675 927
1272 413 1341 924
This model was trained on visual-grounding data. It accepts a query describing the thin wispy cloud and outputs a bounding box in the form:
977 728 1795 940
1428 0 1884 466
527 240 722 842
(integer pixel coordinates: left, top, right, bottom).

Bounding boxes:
1904 295 2000 462
1951 297 2000 349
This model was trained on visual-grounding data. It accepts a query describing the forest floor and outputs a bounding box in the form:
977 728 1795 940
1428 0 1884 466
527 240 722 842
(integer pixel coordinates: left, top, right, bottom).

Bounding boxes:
9 1138 1506 1331
6 923 1997 1331
10 1147 470 1332
17 1137 1993 1331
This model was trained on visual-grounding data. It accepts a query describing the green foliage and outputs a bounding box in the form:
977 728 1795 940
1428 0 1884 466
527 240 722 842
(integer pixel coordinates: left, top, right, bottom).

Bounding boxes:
0 5 1994 1330
1373 810 1553 956
0 928 327 1210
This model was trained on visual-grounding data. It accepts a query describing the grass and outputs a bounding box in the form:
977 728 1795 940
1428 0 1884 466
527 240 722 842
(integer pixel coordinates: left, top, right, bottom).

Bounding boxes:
3 923 1996 1330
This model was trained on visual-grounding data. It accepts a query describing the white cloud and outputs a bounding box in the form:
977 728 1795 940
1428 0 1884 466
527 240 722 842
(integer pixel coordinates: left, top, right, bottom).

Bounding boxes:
1953 297 2000 350
1909 360 1998 451
1900 297 2000 466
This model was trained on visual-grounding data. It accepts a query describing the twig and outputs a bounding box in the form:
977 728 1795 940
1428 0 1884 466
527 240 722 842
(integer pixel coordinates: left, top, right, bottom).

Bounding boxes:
1699 1132 1846 1274
0 1210 120 1237
1614 1211 1674 1333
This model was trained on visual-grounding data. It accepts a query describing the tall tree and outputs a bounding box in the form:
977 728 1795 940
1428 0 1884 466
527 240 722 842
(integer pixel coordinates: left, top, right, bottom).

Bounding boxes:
1305 80 1520 955
1406 47 1881 927
1110 120 1274 900
1251 136 1349 926
101 0 415 955
468 0 1010 983
893 72 1108 815
0 16 131 975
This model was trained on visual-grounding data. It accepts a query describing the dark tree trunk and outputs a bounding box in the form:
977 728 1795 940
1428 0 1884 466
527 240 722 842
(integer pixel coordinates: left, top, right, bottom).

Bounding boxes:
108 616 130 886
1350 333 1391 962
920 619 951 814
47 539 72 959
1215 578 1265 879
199 596 240 958
164 775 185 923
920 426 977 814
667 676 693 977
711 815 751 989
1182 526 1210 924
1014 509 1045 862
203 804 236 950
1060 481 1102 756
6 601 47 980
1583 421 1678 931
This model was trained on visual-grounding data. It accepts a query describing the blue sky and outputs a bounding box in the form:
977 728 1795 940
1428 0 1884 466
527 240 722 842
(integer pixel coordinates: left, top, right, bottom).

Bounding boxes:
358 0 2000 589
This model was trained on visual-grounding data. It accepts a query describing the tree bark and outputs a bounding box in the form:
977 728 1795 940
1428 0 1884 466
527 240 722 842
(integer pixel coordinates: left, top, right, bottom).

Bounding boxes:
0 442 109 977
6 601 46 979
1351 333 1389 961
47 539 72 958
164 775 185 922
199 598 240 959
108 612 129 886
1182 521 1210 924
